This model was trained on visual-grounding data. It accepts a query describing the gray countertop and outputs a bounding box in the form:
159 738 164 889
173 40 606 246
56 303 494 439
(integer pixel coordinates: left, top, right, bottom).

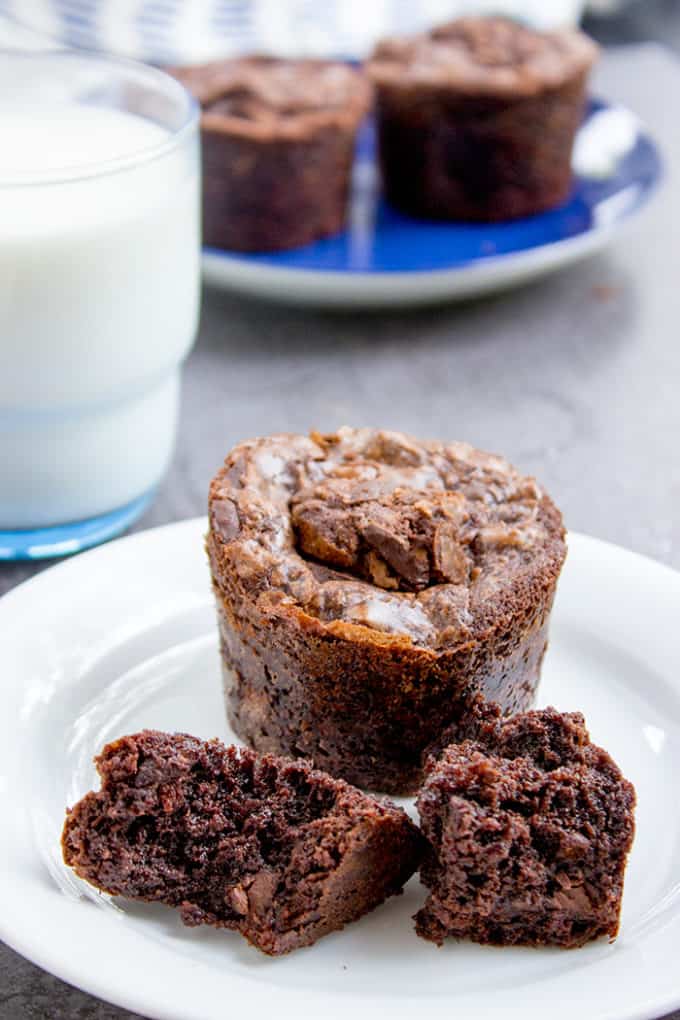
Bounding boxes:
1 41 679 1020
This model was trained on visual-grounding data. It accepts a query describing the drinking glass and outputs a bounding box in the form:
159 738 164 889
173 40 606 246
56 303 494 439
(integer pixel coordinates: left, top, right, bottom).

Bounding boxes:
0 51 200 559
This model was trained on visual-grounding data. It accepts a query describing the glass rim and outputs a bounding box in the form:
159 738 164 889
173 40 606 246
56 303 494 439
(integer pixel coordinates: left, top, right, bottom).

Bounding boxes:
0 47 199 188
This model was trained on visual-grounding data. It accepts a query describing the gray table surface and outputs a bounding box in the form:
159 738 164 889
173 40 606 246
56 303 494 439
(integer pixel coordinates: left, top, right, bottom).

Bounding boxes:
2 39 680 1020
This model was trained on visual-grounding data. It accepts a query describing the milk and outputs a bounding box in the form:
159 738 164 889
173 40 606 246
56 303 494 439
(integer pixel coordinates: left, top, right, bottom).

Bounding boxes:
0 96 200 529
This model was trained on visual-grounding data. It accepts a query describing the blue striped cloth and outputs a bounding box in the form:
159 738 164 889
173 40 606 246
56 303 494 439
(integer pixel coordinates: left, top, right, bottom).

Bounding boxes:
0 0 256 63
0 0 587 65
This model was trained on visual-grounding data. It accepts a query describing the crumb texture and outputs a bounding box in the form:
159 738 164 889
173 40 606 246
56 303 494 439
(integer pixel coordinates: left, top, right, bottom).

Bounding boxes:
416 706 636 947
62 731 422 955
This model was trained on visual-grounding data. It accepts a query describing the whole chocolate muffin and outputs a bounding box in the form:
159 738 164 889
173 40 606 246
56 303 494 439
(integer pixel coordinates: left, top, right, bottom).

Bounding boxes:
172 57 371 252
416 705 636 947
207 428 566 795
367 17 598 221
62 731 422 956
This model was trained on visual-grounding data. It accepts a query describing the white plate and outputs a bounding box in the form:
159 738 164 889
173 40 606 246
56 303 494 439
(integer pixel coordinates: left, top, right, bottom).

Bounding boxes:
1 519 680 1020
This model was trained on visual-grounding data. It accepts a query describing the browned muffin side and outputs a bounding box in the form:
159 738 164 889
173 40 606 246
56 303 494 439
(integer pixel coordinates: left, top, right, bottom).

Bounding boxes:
367 17 598 221
416 706 636 947
62 731 422 956
208 427 567 794
172 57 371 251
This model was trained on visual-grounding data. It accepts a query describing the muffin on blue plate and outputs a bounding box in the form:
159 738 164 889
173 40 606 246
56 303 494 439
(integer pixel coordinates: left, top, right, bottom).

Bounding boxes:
367 16 598 222
173 57 371 252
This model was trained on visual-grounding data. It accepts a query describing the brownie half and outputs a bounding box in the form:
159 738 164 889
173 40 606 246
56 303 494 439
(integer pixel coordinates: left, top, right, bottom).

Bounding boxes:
62 731 422 956
416 705 636 947
172 57 371 252
207 427 567 795
367 17 598 221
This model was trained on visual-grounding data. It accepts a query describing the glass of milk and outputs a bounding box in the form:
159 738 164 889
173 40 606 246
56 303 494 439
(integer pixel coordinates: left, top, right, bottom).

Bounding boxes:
0 51 200 559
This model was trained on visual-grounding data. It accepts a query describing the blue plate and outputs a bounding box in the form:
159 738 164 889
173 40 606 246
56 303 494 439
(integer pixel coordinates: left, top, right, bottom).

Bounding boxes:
202 99 661 307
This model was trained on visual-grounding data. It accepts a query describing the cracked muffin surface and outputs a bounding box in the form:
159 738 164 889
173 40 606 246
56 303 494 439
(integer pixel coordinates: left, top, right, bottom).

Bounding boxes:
208 428 566 793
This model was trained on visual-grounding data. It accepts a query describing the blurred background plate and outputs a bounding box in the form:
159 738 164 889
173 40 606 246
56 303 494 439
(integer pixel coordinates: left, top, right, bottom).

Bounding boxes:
202 99 661 308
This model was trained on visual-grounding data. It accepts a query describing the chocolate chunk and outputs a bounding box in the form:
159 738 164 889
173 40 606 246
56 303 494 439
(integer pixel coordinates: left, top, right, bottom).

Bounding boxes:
432 522 469 584
211 498 240 543
366 551 400 590
227 884 249 915
360 517 430 590
244 871 278 918
362 431 424 467
293 502 359 569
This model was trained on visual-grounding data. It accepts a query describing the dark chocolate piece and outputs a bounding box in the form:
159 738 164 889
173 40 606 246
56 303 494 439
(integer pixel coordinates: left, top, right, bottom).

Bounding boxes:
416 706 635 947
62 730 422 956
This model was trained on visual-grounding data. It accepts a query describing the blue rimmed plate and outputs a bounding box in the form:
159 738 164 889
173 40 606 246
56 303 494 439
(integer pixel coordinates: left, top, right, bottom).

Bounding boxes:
202 99 661 307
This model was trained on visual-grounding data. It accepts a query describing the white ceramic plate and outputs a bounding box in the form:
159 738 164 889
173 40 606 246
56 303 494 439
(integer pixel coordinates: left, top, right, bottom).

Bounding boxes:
1 519 680 1020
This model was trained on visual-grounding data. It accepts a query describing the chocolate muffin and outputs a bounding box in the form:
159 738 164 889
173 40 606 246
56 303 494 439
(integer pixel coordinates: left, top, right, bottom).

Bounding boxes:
416 705 636 947
207 428 566 795
367 17 598 221
172 57 371 252
62 731 422 956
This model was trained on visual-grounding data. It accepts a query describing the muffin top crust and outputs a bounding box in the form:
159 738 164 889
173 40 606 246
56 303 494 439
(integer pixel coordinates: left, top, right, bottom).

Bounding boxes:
367 17 598 97
208 428 566 651
173 57 371 139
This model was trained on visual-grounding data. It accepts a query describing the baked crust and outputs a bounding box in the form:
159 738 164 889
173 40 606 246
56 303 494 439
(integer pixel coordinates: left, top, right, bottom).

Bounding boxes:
366 17 598 222
172 57 371 251
208 428 566 793
367 18 597 98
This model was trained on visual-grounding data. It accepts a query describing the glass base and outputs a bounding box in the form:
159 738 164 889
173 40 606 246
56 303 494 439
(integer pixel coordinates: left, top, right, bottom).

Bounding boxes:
0 490 155 561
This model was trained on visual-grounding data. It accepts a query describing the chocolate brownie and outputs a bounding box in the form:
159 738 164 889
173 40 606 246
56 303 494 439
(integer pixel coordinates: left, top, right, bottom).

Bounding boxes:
172 57 371 251
62 731 422 956
416 705 635 947
367 17 598 221
207 427 566 794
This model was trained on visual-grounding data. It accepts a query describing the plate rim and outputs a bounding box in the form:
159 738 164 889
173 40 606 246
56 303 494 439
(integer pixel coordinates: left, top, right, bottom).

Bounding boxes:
1 519 680 1020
